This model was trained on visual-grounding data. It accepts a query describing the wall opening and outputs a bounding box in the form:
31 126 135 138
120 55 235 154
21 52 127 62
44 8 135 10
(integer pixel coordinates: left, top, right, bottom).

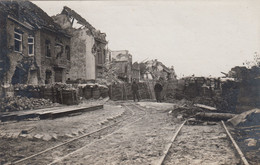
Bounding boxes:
11 66 27 84
54 68 63 82
45 70 52 84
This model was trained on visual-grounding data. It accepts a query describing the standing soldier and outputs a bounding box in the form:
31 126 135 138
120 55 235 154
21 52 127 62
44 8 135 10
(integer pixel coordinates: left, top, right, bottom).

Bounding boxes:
131 79 140 102
154 81 163 102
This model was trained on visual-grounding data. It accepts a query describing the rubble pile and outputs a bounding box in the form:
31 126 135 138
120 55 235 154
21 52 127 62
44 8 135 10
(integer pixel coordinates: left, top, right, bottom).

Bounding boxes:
14 84 79 105
167 99 201 119
0 96 56 112
228 108 260 127
227 108 260 164
193 96 216 107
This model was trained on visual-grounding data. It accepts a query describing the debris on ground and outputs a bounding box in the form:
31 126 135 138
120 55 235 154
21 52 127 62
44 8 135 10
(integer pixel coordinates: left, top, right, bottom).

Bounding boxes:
194 104 217 111
195 112 236 121
0 96 58 112
227 108 260 127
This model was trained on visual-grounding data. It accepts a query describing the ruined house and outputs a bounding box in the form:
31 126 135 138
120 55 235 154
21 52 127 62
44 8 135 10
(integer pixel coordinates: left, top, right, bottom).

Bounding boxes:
0 1 71 90
108 50 133 82
140 59 177 81
53 6 107 82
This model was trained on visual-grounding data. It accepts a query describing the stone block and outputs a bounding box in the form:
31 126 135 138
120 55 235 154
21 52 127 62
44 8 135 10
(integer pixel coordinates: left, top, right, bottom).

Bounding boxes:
34 134 44 139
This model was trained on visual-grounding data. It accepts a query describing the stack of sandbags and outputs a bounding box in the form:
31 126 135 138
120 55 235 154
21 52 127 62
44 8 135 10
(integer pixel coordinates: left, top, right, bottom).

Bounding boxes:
138 83 151 99
99 85 109 98
110 83 124 100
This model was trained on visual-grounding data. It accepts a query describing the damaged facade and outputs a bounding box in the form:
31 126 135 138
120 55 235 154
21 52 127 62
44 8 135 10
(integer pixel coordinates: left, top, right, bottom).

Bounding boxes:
108 50 133 82
53 6 107 82
140 59 177 81
0 1 71 90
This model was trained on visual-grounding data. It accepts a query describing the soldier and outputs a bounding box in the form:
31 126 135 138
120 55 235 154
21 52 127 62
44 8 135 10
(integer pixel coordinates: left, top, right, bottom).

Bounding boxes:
131 79 140 102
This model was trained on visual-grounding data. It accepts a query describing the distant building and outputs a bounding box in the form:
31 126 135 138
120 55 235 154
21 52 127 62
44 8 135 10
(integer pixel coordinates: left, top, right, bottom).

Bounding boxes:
140 59 177 81
53 6 107 82
0 1 71 88
108 50 133 82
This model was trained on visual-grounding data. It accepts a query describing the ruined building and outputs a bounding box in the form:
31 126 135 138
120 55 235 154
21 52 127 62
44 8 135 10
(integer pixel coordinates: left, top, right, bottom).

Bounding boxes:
108 50 133 82
0 1 71 88
53 6 107 82
140 59 177 81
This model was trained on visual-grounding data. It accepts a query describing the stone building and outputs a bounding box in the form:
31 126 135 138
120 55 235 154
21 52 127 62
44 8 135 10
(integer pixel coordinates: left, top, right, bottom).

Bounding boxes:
53 6 107 82
0 1 71 88
140 59 177 81
109 50 133 82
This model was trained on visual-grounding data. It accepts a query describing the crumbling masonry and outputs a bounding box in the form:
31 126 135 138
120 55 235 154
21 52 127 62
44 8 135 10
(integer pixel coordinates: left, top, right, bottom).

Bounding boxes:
0 1 71 97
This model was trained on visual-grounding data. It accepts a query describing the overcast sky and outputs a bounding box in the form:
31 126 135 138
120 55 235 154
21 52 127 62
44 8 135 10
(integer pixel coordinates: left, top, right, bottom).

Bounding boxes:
33 0 260 77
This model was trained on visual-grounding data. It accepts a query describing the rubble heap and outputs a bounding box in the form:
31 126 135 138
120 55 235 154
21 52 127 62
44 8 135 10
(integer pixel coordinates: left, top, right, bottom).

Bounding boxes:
0 96 56 112
228 108 260 127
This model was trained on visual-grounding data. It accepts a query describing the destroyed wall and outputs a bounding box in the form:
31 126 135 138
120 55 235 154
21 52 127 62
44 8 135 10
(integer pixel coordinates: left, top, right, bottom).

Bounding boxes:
53 8 107 81
95 39 107 79
110 52 133 82
140 60 177 81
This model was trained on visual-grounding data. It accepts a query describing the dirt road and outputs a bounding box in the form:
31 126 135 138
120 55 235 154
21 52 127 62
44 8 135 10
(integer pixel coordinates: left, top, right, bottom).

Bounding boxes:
0 101 241 165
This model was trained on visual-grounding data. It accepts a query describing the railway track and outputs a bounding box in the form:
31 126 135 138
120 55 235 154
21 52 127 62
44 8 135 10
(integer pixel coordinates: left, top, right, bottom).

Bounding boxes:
12 103 147 165
158 120 249 165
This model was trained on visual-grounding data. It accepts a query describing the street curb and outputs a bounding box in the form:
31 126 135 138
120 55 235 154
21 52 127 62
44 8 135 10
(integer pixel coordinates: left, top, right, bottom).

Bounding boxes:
0 105 103 122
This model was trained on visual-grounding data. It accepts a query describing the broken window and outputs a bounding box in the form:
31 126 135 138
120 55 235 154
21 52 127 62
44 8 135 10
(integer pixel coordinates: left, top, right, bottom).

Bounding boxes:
28 37 34 56
45 40 51 57
65 45 70 60
14 29 22 52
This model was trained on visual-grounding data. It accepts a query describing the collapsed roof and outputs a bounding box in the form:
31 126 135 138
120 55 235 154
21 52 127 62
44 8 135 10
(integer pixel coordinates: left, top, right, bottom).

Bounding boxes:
61 6 107 43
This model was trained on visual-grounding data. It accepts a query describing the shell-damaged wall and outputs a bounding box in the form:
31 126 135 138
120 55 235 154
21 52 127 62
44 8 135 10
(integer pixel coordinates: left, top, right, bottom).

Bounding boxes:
1 18 71 86
3 19 39 86
53 14 96 81
68 28 96 81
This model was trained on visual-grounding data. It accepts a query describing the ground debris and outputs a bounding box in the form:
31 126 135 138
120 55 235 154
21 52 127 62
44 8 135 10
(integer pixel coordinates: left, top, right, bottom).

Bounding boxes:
0 96 57 112
227 108 260 127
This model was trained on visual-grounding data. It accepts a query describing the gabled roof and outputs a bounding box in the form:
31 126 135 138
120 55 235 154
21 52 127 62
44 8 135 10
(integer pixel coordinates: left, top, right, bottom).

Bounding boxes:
0 1 66 34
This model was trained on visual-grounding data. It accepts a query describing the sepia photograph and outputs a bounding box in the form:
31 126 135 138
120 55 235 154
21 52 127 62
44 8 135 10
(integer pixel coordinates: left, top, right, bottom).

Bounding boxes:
0 0 259 164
